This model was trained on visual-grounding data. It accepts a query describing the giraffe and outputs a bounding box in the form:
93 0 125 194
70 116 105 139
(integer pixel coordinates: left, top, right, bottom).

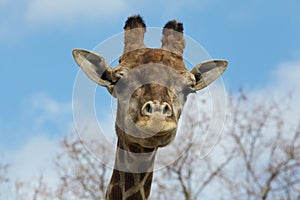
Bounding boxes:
72 15 228 200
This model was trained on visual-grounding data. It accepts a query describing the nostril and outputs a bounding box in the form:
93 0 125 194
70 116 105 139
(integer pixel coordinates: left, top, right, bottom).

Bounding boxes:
162 103 172 116
145 103 152 114
142 101 172 116
142 102 154 116
163 105 169 114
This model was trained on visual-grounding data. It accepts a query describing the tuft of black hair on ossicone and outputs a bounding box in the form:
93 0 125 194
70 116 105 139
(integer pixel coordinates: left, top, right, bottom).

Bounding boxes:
163 20 184 33
124 15 146 30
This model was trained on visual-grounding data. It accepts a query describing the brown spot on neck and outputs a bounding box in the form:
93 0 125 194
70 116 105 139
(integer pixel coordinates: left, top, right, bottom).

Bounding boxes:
127 191 143 200
106 169 154 200
105 140 156 200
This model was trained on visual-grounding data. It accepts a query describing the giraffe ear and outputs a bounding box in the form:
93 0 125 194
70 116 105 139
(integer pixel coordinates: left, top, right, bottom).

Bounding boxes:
72 49 114 93
190 60 228 91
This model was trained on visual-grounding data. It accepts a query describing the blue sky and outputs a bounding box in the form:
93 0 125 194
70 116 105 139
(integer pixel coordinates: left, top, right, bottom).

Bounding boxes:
0 0 300 189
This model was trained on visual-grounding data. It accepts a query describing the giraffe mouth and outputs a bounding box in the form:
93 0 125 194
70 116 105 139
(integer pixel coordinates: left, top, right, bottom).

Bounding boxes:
136 114 177 136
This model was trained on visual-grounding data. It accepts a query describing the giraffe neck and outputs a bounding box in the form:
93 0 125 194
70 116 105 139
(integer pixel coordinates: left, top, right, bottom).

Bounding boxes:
105 140 157 200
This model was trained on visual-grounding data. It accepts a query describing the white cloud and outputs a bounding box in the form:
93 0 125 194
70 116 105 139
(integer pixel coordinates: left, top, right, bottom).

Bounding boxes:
272 60 300 127
0 135 61 200
23 0 210 26
273 60 300 89
0 0 210 41
0 92 73 197
249 59 300 129
25 0 130 25
22 92 73 134
4 135 60 184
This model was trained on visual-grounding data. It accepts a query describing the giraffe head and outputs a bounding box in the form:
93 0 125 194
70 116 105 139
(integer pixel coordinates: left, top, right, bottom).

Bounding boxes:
72 15 228 150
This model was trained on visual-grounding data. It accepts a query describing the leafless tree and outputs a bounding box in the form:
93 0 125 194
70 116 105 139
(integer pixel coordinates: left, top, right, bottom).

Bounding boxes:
0 162 9 184
54 134 112 200
0 161 10 199
12 176 56 200
0 135 113 200
0 169 56 200
2 91 300 200
151 94 236 200
151 91 300 200
218 90 300 200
